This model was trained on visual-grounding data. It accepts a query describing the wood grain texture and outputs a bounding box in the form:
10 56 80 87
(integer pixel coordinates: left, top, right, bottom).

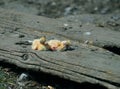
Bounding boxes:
0 8 120 89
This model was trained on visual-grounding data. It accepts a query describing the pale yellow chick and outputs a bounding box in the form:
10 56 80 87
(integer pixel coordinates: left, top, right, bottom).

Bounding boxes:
46 40 71 51
32 36 71 51
32 36 47 51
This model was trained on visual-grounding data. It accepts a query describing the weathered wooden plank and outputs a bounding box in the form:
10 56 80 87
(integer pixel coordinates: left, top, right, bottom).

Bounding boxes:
58 14 120 48
0 8 120 89
0 8 120 49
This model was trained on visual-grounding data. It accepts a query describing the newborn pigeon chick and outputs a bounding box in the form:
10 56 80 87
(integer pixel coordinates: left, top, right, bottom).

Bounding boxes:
32 36 71 51
32 36 47 51
46 40 71 51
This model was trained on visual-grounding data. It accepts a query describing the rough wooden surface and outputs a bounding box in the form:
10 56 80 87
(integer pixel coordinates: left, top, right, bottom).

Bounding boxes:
0 8 120 89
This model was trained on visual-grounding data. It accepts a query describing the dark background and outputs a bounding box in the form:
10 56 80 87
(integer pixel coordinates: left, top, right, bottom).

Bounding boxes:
0 0 120 18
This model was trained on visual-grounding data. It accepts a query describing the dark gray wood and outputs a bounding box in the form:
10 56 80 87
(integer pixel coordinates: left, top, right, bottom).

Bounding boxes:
0 8 120 89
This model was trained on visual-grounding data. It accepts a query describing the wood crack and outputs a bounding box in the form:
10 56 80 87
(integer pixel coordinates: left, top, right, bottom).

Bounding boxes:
0 48 119 87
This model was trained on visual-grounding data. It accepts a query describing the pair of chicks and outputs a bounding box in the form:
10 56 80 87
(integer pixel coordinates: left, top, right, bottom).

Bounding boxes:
32 36 71 51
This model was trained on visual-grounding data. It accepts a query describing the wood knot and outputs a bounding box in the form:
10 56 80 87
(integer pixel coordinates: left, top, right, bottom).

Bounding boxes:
21 54 29 61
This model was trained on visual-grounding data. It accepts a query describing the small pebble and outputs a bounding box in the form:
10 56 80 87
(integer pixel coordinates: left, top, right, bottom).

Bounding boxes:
17 73 29 87
84 32 91 35
17 73 28 82
48 85 54 89
64 23 69 27
27 40 33 43
84 40 89 44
